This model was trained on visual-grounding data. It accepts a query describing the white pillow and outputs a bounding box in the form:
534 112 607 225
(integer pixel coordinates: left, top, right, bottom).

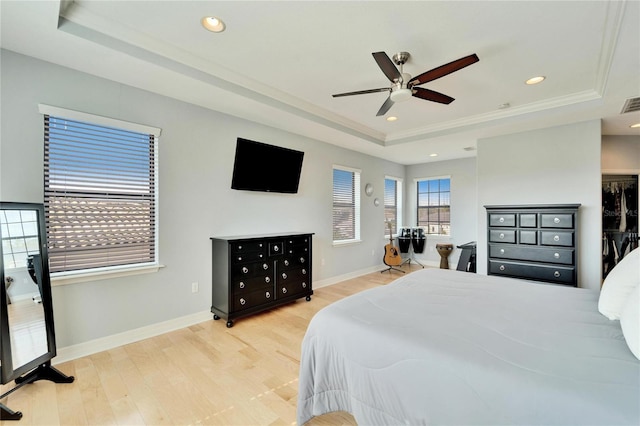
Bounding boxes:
620 285 639 360
598 247 640 320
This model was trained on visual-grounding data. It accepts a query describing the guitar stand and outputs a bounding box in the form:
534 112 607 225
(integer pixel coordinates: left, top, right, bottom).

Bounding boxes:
0 362 75 421
381 265 405 273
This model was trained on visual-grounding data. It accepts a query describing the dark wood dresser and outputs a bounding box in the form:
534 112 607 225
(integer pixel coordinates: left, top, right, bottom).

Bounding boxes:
211 232 313 327
485 204 580 286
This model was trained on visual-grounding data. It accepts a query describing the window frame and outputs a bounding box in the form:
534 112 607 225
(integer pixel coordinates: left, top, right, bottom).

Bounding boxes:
332 165 361 245
416 175 451 236
384 176 403 236
38 104 162 285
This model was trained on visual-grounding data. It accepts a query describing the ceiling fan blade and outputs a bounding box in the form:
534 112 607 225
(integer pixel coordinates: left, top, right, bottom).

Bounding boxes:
409 53 479 87
412 87 455 104
376 96 395 116
372 52 402 82
332 88 390 98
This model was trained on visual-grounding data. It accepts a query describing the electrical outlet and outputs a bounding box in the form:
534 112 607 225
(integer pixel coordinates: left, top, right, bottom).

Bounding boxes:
191 282 199 293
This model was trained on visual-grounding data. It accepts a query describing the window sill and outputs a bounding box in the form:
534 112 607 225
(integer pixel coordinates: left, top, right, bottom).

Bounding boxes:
51 264 165 286
332 239 362 247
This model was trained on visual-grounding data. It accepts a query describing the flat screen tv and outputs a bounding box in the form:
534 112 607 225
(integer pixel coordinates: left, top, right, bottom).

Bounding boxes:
231 138 304 193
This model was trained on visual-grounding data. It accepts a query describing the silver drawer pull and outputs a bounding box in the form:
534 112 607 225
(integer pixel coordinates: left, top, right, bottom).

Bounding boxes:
284 260 290 266
265 276 271 283
554 217 560 224
240 298 246 305
300 257 305 263
282 273 288 279
302 269 307 275
500 249 505 254
239 282 245 289
265 291 271 298
499 265 505 271
263 263 269 270
302 282 307 288
554 271 561 278
242 266 249 274
238 245 243 250
273 245 279 252
499 217 505 223
554 252 560 259
499 233 505 239
553 235 560 242
237 256 242 261
282 287 288 294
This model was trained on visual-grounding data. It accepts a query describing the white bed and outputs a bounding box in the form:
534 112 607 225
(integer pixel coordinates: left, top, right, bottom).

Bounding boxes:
297 268 640 425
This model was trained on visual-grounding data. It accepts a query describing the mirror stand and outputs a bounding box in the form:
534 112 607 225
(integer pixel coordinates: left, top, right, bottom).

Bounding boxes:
1 202 75 421
0 361 75 420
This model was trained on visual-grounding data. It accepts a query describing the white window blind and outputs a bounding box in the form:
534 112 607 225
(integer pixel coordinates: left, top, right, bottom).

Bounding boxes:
384 177 399 234
43 112 158 274
332 166 361 242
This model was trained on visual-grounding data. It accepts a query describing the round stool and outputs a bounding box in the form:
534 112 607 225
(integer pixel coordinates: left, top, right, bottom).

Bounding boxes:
435 243 454 269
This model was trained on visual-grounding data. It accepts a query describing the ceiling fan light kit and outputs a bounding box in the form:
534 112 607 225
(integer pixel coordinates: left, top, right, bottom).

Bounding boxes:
333 50 479 116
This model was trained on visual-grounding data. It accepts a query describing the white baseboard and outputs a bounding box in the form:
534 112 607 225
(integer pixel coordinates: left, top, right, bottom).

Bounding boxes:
54 310 212 365
54 262 445 364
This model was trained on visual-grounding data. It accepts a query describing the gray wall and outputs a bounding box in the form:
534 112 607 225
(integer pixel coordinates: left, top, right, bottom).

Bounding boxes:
0 49 405 347
602 135 640 171
1 48 614 350
476 120 602 290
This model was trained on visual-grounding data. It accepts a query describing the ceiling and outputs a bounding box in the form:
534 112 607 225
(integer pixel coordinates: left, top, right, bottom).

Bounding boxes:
1 0 639 165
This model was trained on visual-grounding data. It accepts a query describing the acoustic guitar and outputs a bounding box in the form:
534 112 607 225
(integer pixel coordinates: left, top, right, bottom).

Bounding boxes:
383 221 402 266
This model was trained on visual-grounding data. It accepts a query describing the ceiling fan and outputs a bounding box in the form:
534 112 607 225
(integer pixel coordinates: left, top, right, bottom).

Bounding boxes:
332 51 479 116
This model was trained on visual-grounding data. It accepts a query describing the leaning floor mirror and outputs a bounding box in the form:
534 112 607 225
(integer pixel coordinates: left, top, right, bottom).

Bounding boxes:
0 202 74 420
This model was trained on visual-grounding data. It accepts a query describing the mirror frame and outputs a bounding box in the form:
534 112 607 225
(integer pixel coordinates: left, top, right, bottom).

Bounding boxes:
0 202 57 384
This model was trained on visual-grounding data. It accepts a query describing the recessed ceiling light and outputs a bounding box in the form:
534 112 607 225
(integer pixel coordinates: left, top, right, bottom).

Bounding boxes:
429 153 438 157
630 123 640 128
201 16 226 32
386 116 398 122
525 76 545 85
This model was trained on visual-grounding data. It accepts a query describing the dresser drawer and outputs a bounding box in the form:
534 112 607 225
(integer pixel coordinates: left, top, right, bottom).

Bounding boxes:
519 230 537 244
232 275 273 293
489 214 516 227
279 267 309 283
519 213 537 227
277 279 311 298
231 241 265 253
489 229 516 243
281 255 309 270
540 231 574 247
489 260 575 284
233 288 275 311
489 244 574 265
231 261 272 278
540 213 574 229
233 251 266 262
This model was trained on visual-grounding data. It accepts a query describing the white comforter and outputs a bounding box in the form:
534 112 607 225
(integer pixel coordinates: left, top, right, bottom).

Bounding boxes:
297 269 640 425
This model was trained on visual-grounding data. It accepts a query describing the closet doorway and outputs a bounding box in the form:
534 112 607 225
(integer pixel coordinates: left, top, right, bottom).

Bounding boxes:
602 174 638 279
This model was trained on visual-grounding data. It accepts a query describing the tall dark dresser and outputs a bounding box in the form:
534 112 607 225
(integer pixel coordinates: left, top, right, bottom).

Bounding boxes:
485 204 580 286
211 232 313 327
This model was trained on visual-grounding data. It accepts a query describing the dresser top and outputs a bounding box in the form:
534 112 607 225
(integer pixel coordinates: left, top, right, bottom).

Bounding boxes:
211 232 314 241
484 204 581 210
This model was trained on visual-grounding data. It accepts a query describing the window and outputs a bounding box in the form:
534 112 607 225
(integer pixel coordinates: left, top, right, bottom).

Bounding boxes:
417 177 451 235
332 166 361 243
40 105 160 275
384 177 403 235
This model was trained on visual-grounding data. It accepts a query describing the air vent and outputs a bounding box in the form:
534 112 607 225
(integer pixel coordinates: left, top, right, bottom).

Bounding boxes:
621 97 640 114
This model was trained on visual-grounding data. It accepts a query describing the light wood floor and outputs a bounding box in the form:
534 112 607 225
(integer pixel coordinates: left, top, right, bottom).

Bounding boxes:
1 264 425 425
